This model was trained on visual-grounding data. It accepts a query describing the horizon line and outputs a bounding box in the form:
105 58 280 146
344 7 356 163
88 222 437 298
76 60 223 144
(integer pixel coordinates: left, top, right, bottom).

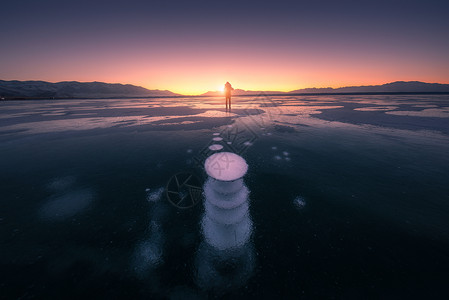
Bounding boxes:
2 79 449 96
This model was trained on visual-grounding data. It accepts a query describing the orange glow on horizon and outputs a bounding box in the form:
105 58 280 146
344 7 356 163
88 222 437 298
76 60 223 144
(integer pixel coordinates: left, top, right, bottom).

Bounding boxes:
3 41 448 95
2 2 449 96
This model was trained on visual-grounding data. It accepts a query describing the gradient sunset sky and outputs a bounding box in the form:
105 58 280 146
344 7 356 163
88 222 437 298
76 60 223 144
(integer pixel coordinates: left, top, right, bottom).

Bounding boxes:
1 0 449 95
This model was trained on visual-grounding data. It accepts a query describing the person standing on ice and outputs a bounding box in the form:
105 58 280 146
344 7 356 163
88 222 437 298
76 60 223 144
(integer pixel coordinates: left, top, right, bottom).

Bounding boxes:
224 82 234 111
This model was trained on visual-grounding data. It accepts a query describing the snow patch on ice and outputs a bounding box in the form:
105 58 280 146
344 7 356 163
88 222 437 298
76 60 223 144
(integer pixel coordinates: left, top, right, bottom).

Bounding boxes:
146 187 164 202
39 189 94 220
293 196 306 209
385 108 449 118
47 176 76 191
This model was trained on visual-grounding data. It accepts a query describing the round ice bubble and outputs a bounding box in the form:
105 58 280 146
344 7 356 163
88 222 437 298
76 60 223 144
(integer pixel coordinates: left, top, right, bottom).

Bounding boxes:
208 144 223 151
205 200 249 225
208 178 244 195
205 152 248 182
202 215 252 250
204 178 249 208
294 196 306 209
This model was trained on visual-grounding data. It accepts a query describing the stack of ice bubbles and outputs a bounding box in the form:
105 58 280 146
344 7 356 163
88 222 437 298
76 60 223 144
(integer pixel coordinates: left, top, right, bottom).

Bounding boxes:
202 152 252 250
196 152 255 293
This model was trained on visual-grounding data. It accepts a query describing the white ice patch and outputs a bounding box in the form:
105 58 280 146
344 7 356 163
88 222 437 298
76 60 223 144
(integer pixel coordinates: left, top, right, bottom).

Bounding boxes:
212 137 223 142
193 111 238 118
293 196 306 209
274 155 282 160
205 152 248 181
271 146 277 150
354 106 398 111
39 189 94 220
156 120 200 126
146 187 164 202
413 105 438 108
0 115 179 134
132 222 164 275
385 108 449 118
282 151 289 156
243 141 253 146
208 144 223 151
134 240 163 268
213 132 220 136
47 176 76 191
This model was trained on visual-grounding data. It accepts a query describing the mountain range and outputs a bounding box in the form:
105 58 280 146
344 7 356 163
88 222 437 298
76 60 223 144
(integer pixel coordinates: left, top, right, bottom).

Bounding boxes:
0 80 179 99
1 80 448 99
202 81 449 96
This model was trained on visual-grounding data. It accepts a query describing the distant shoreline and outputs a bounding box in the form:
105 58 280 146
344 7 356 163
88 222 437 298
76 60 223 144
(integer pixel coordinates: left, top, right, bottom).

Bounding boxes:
1 91 449 101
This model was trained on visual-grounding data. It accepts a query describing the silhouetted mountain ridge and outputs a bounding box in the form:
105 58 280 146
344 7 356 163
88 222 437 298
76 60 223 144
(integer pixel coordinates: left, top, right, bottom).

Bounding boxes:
2 80 448 99
289 81 449 93
0 80 179 99
202 81 449 96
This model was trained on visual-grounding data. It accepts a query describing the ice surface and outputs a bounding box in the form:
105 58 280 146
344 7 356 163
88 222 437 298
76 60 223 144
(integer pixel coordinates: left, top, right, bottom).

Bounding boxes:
212 137 223 141
195 241 255 292
205 152 248 181
2 95 449 297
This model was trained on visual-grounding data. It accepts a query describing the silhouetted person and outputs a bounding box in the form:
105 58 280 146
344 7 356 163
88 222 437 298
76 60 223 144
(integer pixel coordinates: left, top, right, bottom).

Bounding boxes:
224 82 234 110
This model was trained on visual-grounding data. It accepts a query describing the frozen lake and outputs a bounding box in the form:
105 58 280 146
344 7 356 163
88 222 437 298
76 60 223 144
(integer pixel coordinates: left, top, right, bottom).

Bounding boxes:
1 94 449 298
